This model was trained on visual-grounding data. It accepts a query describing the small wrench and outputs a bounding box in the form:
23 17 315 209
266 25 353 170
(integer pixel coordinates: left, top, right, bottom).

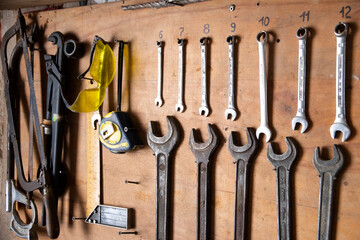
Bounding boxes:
199 37 210 117
330 22 350 142
155 41 164 107
228 128 259 240
147 116 180 240
292 27 309 133
225 35 238 121
176 38 185 112
256 31 272 142
189 124 219 240
267 137 298 240
313 145 344 240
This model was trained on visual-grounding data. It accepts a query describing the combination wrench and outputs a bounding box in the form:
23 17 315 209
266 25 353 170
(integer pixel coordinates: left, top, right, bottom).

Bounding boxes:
313 145 344 240
330 22 350 142
155 41 164 107
176 38 185 112
199 37 210 116
292 27 309 133
225 35 238 121
256 31 272 142
267 137 298 240
189 124 219 240
228 128 259 240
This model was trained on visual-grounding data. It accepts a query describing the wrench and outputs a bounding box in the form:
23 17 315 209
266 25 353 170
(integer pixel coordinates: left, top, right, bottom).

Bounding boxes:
225 35 238 121
267 137 298 240
313 145 344 240
292 27 309 133
189 124 219 240
330 22 350 142
147 116 180 240
228 128 259 240
256 31 272 142
199 37 210 116
155 41 164 107
176 38 185 112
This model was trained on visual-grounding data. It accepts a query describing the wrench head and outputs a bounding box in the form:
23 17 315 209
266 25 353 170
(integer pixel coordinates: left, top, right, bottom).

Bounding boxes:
330 123 351 142
199 106 209 117
91 112 101 130
292 116 309 133
256 125 272 142
176 103 184 113
228 128 259 163
313 145 344 178
147 116 180 155
225 108 237 121
189 124 219 163
155 97 163 107
267 137 297 170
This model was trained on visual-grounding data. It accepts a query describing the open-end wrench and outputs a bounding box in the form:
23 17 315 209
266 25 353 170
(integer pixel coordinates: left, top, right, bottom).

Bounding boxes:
292 27 309 133
267 137 298 240
189 124 219 240
256 31 272 142
155 41 164 107
225 35 237 121
147 116 180 240
176 38 185 112
330 22 350 142
313 145 344 240
199 37 210 117
228 128 259 240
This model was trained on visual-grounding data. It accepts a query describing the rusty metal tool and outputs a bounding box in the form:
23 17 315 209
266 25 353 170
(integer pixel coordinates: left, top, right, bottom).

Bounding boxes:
189 124 219 240
228 128 259 240
313 145 344 240
147 116 180 240
267 137 298 240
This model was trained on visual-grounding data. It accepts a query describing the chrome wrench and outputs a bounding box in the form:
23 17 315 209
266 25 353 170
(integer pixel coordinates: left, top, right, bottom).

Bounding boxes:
256 31 272 142
155 41 164 107
330 22 350 142
292 27 309 133
225 35 237 121
199 37 210 116
176 38 185 112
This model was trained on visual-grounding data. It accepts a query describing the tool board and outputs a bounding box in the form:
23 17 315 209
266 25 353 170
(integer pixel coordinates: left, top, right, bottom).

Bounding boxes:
0 0 360 239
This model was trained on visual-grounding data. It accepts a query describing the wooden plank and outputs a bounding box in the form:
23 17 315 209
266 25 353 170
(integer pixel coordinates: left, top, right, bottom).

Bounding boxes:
1 0 360 239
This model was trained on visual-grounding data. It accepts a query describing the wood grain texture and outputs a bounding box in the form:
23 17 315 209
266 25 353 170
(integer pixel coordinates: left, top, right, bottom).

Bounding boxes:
0 0 360 239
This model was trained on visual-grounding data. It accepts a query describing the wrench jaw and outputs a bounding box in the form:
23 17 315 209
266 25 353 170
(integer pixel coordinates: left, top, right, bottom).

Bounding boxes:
313 145 344 177
147 116 179 153
330 123 350 142
175 103 184 113
189 124 219 162
256 126 272 143
199 106 209 117
225 108 237 121
292 116 309 133
228 128 258 161
267 137 297 170
155 97 164 107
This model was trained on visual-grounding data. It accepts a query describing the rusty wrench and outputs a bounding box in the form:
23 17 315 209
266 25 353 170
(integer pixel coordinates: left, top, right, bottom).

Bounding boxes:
147 116 180 240
267 137 298 240
189 124 219 240
228 128 259 240
313 145 344 240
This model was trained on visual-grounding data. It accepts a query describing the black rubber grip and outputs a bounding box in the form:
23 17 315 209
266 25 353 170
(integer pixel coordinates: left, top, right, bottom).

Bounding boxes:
43 186 59 239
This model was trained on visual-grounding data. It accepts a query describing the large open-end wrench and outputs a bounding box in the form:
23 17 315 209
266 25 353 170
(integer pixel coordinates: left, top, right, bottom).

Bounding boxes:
225 35 238 121
147 116 180 240
313 145 344 240
228 128 259 240
256 31 272 142
176 38 185 112
267 137 298 240
292 27 309 133
330 22 350 142
189 124 219 240
199 37 210 116
155 41 164 107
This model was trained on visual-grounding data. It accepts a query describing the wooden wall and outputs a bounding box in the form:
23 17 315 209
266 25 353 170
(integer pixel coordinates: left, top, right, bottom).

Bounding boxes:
1 0 360 239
